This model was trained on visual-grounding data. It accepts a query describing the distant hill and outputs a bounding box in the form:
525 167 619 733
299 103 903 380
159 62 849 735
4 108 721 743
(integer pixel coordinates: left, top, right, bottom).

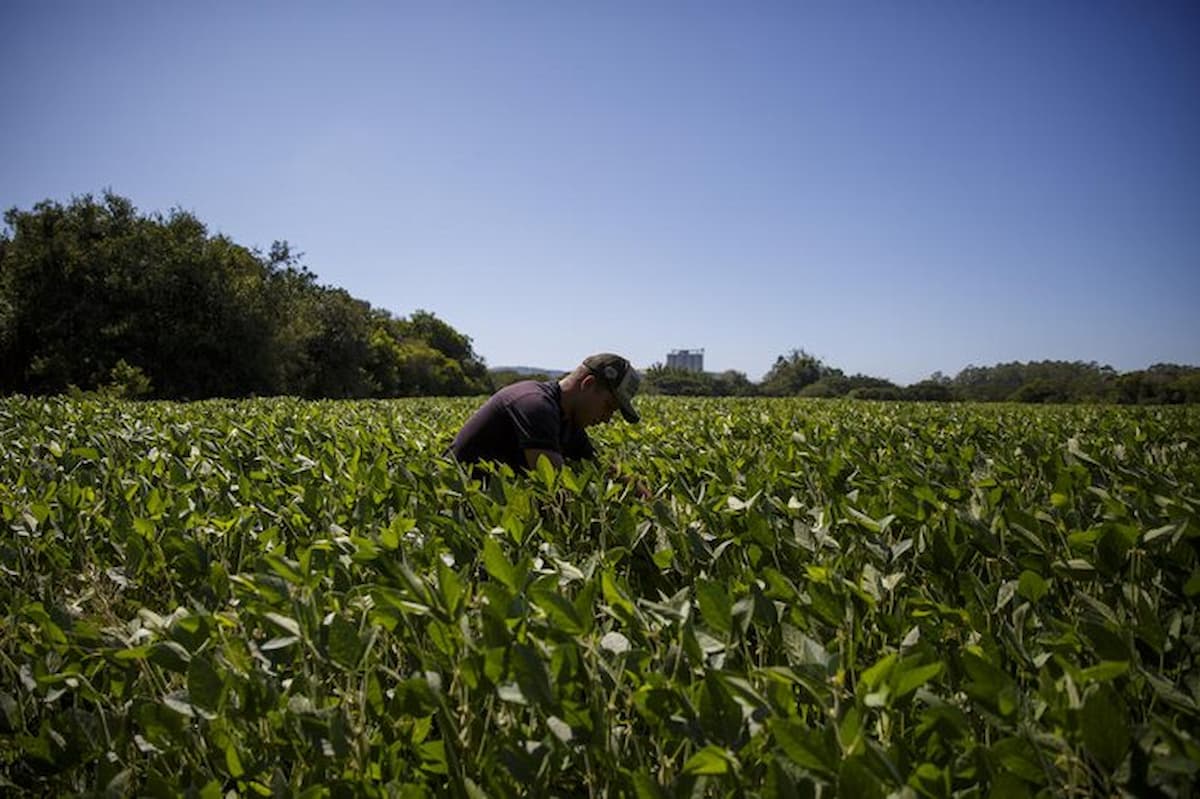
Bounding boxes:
490 365 567 377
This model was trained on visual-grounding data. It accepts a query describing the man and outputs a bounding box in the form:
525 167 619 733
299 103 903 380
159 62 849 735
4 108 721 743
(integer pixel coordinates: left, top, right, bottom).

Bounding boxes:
450 353 641 472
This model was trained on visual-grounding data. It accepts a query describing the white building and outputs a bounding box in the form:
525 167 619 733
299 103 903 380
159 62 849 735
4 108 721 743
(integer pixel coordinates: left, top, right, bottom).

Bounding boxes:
667 349 704 372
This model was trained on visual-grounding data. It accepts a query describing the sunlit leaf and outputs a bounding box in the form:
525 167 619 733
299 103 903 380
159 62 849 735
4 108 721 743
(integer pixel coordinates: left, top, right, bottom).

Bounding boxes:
681 745 733 775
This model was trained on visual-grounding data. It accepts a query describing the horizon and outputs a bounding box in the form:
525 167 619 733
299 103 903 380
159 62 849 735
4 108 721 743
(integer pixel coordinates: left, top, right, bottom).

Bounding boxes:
490 357 1192 387
3 2 1197 385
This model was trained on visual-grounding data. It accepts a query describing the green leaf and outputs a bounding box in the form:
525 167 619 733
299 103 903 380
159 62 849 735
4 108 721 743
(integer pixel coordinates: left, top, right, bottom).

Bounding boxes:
436 558 464 616
134 699 186 749
512 643 555 709
838 706 863 755
327 615 363 669
630 770 667 799
560 463 581 494
846 506 894 534
264 612 301 638
394 561 433 605
534 453 557 491
261 636 299 651
530 579 587 635
891 658 943 701
772 719 836 778
601 570 636 621
482 537 519 592
113 644 152 661
838 755 886 799
1079 660 1129 683
781 624 831 671
419 739 449 775
961 650 1018 718
1080 683 1130 770
1183 569 1200 597
186 656 223 712
681 745 732 776
394 677 441 716
20 602 67 645
695 580 733 636
148 641 192 673
989 737 1043 784
698 673 743 747
264 553 305 585
1016 570 1048 602
913 484 939 505
861 653 897 691
225 744 244 778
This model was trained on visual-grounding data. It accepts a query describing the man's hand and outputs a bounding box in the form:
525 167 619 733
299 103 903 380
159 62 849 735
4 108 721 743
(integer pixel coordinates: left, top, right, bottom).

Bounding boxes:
608 465 653 500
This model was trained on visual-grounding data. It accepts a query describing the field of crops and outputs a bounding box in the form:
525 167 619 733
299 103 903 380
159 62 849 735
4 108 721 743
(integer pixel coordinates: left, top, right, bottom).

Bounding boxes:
1 396 1198 797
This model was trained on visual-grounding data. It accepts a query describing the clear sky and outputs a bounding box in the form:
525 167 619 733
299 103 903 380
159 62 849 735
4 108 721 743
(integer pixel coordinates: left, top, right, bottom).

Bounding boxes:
3 1 1197 384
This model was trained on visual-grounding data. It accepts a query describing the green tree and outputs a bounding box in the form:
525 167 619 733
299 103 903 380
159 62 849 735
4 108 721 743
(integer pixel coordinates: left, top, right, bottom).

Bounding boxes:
1116 364 1200 405
299 287 376 398
951 360 1118 403
489 369 555 390
0 192 494 399
367 309 490 396
713 369 755 396
396 309 490 392
904 379 958 402
642 364 716 396
799 372 900 399
0 193 277 396
760 349 831 396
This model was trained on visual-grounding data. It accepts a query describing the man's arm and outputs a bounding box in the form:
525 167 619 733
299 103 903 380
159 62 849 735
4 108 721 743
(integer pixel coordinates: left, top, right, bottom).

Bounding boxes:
524 448 565 470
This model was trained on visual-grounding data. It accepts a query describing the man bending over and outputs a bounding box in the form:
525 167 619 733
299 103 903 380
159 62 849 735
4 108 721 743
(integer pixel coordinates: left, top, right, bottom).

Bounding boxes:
449 353 641 472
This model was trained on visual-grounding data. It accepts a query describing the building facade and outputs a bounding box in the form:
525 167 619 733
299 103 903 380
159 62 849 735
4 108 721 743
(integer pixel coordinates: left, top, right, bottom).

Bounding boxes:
666 349 704 372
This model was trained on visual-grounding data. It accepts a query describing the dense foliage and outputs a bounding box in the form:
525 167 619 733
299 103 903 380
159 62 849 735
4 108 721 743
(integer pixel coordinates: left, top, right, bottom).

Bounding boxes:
642 367 757 397
2 397 1198 797
489 370 559 390
951 361 1200 405
645 353 1200 404
0 193 490 399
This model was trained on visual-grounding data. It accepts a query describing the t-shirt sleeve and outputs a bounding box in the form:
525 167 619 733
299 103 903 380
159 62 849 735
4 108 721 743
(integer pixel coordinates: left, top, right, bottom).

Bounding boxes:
503 393 560 451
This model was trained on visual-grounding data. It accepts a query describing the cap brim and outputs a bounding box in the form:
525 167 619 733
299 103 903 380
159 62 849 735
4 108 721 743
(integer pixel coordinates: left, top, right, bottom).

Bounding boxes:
619 400 639 424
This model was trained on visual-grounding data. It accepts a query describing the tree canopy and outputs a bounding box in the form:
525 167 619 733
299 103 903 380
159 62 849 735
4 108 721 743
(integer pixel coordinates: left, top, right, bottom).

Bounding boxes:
0 193 490 399
645 350 1199 404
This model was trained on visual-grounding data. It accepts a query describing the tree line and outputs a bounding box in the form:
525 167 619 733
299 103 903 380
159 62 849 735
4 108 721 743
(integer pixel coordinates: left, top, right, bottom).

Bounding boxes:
4 193 1195 404
0 193 490 399
643 350 1200 404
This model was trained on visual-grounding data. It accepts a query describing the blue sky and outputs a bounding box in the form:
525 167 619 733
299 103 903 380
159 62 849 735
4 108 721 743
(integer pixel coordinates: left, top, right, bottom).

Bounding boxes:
3 2 1197 384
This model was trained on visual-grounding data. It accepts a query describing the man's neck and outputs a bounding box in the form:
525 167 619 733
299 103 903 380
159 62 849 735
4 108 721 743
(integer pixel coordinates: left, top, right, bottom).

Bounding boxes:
557 378 579 427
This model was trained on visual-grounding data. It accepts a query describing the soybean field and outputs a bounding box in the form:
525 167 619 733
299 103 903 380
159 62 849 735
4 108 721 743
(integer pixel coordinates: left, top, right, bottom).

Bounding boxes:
1 396 1198 797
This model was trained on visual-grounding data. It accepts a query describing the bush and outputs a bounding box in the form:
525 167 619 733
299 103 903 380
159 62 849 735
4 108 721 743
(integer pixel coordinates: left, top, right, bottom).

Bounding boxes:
848 386 903 401
102 359 154 399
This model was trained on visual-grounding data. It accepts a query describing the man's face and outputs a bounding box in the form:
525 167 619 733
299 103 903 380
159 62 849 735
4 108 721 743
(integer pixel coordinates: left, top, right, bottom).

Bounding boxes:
580 376 619 427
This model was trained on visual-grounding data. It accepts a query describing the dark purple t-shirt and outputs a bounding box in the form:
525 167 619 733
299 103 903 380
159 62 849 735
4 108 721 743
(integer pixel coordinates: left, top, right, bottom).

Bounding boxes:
449 380 595 470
